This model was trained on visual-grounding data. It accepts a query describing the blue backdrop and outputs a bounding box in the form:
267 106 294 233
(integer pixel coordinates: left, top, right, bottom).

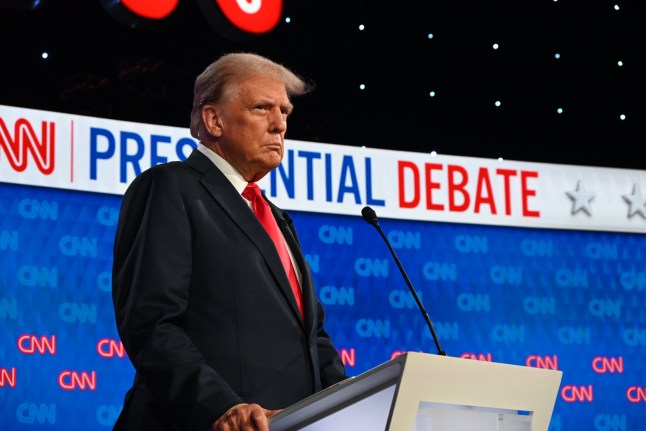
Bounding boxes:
1 182 644 430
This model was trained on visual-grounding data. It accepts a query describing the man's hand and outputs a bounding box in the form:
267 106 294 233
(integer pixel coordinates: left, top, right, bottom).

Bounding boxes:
212 403 281 431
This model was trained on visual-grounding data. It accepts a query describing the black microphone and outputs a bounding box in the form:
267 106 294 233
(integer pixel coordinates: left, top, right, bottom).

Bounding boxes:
281 211 294 228
361 206 447 356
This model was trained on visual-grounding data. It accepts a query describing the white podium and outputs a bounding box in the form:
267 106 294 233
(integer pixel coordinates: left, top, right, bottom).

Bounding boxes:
269 352 562 431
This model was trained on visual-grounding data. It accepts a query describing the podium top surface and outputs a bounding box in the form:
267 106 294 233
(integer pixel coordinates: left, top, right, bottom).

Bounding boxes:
269 352 562 431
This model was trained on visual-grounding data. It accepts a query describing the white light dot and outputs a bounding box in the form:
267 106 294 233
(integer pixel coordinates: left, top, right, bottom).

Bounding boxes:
427 33 434 39
41 52 49 59
494 100 501 107
429 91 436 97
358 24 365 31
430 151 437 157
359 84 366 90
557 108 563 114
284 17 291 23
617 60 623 67
614 4 620 10
620 114 626 120
554 53 560 59
493 43 499 50
497 157 504 162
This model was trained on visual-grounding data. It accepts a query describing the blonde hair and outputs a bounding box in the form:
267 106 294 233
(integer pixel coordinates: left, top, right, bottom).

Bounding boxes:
189 52 310 139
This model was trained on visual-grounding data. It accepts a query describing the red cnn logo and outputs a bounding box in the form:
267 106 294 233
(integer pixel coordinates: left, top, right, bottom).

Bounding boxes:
627 386 646 403
97 338 126 358
58 370 97 391
0 367 17 388
526 354 559 370
460 353 492 362
0 118 55 174
17 334 57 355
561 384 594 402
591 356 623 374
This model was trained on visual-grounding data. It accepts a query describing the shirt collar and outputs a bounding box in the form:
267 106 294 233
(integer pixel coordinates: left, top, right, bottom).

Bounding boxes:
197 143 248 195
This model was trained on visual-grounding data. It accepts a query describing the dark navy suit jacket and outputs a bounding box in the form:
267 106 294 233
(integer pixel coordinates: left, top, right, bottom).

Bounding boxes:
112 149 346 430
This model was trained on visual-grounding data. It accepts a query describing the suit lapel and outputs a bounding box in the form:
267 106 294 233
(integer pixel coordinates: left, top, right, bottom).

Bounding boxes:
270 205 315 333
185 150 305 325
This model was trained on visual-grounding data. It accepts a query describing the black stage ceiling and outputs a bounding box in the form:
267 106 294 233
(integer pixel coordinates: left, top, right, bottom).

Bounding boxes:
1 0 644 170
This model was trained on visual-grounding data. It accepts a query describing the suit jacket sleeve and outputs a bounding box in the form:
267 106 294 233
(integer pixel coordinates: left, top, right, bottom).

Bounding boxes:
314 299 348 387
112 166 241 430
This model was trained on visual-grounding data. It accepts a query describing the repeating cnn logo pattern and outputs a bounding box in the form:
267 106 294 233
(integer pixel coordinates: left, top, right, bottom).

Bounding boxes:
1 155 646 428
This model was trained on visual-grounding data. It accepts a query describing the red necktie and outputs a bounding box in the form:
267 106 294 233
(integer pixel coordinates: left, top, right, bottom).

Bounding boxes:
243 182 304 319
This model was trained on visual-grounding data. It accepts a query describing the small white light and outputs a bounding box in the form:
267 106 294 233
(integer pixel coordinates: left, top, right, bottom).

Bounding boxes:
494 100 501 107
359 24 365 31
41 52 48 59
285 17 291 23
614 4 620 10
617 60 623 66
620 114 626 120
359 84 366 90
429 91 436 97
430 151 437 157
554 53 560 59
427 33 434 39
497 157 504 162
557 108 563 114
493 43 499 50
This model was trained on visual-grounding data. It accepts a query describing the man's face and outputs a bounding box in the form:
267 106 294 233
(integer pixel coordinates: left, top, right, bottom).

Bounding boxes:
214 74 294 182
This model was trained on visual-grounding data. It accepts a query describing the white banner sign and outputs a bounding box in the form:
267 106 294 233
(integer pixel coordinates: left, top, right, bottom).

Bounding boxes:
1 104 645 233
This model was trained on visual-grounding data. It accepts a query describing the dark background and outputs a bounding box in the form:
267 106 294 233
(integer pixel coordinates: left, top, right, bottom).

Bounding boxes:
1 0 644 170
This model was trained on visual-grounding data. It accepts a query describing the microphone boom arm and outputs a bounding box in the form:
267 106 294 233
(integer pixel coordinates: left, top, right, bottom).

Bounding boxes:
362 206 447 356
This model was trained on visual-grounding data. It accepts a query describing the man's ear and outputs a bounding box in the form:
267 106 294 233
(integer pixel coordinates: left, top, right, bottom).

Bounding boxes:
201 105 224 138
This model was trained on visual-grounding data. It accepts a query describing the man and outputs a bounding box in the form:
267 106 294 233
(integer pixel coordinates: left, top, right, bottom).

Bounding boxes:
111 52 347 431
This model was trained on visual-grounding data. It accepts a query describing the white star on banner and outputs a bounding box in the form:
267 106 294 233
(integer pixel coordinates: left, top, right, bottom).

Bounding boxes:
566 180 595 216
622 184 646 219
